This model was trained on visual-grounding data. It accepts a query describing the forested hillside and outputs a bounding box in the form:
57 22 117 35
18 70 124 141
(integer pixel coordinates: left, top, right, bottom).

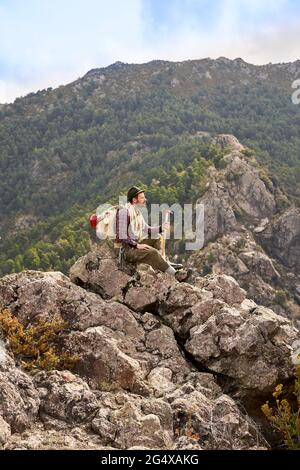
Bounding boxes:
1 57 300 275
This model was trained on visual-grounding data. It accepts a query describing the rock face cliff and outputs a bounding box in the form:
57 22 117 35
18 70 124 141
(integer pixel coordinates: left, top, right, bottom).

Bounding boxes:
187 134 300 326
0 242 299 450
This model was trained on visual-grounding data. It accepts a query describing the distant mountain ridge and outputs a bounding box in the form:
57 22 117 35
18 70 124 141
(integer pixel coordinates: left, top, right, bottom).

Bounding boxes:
0 56 300 276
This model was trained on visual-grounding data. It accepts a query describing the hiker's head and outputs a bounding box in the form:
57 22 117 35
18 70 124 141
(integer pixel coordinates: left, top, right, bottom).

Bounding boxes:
127 186 146 205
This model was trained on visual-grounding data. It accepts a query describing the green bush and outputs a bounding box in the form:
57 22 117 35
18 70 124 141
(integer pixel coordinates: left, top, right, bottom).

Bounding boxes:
273 290 288 307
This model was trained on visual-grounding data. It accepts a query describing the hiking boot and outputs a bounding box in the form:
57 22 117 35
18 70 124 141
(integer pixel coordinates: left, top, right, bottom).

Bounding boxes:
175 268 193 282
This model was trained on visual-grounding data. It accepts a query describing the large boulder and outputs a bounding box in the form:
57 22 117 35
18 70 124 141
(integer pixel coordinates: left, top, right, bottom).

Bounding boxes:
0 269 133 331
92 391 174 449
166 373 268 450
0 340 40 435
0 249 299 449
212 134 245 152
258 207 300 274
123 264 176 312
0 270 191 396
223 153 277 219
197 180 238 243
69 243 134 300
195 143 288 244
33 370 100 423
185 305 298 394
158 275 300 396
187 231 300 322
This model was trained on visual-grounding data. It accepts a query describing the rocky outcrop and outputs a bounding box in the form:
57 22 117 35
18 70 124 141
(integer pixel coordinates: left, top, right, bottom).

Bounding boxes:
0 340 40 435
0 242 299 449
223 153 278 219
69 243 134 300
155 275 298 396
0 135 299 450
187 231 300 323
197 180 238 243
196 144 288 244
0 268 188 397
2 368 268 450
0 242 300 449
186 135 298 325
212 134 245 152
258 207 300 274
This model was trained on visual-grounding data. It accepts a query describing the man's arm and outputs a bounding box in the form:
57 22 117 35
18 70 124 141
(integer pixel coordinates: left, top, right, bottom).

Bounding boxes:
116 208 138 247
143 221 163 237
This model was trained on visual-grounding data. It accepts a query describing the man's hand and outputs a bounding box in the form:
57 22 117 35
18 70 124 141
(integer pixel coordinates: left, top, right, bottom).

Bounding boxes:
136 243 152 251
162 222 170 231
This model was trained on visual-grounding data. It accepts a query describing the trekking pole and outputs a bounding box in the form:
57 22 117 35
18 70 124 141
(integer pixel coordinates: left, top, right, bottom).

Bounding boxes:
161 210 171 261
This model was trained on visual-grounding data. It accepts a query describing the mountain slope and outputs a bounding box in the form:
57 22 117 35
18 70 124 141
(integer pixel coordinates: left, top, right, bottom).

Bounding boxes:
1 57 300 277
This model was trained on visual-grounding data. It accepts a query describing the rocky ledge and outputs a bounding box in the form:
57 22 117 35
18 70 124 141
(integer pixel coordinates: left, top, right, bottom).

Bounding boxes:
0 243 299 450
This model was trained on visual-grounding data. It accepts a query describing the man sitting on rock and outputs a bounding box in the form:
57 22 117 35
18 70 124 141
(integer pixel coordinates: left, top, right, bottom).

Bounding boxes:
114 186 185 277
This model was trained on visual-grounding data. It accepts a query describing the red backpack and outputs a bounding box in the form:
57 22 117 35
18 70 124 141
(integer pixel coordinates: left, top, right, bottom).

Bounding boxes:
89 213 98 229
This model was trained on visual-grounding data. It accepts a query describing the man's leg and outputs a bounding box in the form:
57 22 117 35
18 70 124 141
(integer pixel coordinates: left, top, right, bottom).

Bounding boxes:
141 237 183 270
139 237 161 252
124 243 170 272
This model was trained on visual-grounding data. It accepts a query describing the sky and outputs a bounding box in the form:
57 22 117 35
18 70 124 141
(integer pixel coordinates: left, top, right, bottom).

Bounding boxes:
0 0 300 103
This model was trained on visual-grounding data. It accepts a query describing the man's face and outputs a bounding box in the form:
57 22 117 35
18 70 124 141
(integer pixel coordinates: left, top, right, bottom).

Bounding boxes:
133 192 146 206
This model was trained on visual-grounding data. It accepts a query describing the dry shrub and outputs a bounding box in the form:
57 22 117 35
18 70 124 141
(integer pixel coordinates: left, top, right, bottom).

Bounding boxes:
0 306 78 372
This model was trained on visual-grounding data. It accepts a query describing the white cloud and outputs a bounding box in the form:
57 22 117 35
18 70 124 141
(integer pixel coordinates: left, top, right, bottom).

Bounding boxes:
133 0 300 65
0 73 81 104
0 0 299 103
0 0 145 102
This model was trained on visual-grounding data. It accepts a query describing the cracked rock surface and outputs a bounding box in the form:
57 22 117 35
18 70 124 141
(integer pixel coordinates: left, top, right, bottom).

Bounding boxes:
0 243 299 450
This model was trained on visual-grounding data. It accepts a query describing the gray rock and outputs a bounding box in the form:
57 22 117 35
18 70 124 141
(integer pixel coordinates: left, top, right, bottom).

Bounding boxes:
0 341 40 432
258 207 300 273
239 251 280 281
212 134 245 152
224 153 276 219
197 180 238 243
0 269 191 396
187 231 300 321
185 305 299 395
124 264 176 312
33 370 100 423
166 375 268 450
195 274 246 306
0 416 11 447
92 392 174 449
0 245 298 449
69 243 133 300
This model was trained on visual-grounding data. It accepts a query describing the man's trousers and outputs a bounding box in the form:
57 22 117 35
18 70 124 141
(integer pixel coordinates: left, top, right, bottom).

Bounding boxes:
115 237 170 272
